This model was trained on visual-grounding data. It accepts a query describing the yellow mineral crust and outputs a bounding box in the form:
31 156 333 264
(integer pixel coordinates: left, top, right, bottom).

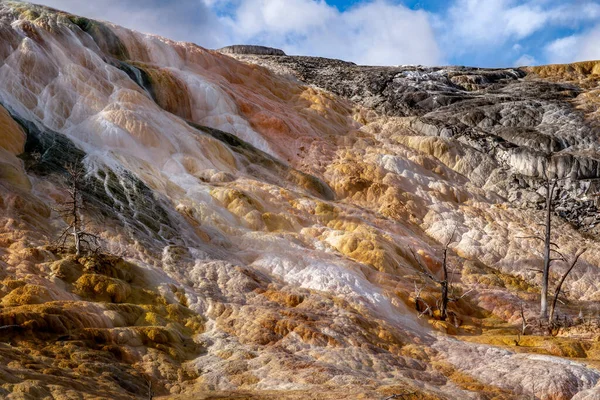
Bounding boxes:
0 104 30 190
0 105 25 155
527 60 600 83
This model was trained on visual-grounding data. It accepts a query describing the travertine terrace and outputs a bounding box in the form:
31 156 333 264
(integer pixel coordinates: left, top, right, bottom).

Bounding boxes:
1 1 600 399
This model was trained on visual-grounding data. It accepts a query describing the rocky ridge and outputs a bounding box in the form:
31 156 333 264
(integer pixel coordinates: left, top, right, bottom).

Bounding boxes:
218 45 286 56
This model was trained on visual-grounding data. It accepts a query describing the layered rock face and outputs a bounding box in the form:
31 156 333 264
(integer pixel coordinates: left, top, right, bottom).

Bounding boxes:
1 2 600 399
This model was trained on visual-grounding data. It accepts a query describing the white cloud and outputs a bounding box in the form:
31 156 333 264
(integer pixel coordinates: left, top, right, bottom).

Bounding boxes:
230 0 336 37
514 54 536 66
220 0 441 66
546 25 600 64
31 0 442 66
31 0 230 48
446 0 536 49
24 0 600 67
444 0 600 53
545 35 580 64
578 26 600 62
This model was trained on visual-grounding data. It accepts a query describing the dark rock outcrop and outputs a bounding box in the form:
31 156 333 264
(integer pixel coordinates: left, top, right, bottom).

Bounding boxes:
218 45 286 56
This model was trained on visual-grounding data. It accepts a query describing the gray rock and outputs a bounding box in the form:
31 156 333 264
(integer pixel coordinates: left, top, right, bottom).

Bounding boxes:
218 45 286 56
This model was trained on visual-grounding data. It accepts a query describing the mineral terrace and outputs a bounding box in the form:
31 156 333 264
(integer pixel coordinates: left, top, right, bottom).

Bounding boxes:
2 2 600 399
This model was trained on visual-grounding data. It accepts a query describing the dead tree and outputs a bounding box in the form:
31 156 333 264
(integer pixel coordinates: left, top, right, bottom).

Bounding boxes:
541 178 557 320
522 229 587 327
413 282 423 313
55 163 100 256
409 227 469 321
413 282 433 318
519 175 559 320
146 377 154 400
439 231 452 320
410 245 449 321
520 157 559 319
519 302 531 335
548 248 587 324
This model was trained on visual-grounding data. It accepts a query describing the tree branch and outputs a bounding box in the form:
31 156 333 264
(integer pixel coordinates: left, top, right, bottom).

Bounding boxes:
409 247 441 284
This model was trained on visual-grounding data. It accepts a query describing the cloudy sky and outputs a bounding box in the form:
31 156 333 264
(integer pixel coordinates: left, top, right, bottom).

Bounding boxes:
32 0 600 67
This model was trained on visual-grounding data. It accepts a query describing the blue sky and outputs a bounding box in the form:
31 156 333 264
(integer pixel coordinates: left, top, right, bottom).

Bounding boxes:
34 0 600 67
328 0 446 11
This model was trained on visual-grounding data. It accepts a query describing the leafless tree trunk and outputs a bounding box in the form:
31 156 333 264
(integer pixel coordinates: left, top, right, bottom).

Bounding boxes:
519 175 558 321
549 248 586 324
541 178 557 319
55 163 100 255
146 377 153 400
439 235 451 321
69 164 83 256
413 282 433 318
410 226 468 322
520 302 530 335
413 282 423 313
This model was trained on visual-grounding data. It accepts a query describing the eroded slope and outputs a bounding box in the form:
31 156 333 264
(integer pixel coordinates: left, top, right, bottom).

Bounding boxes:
0 2 600 399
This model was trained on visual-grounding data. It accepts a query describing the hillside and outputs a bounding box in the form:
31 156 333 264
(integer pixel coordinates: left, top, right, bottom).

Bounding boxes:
1 2 600 399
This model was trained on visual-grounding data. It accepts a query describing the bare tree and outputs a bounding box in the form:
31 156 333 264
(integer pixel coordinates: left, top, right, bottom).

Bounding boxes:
55 163 100 256
519 302 532 335
413 282 433 318
522 228 587 328
541 178 558 320
519 175 559 320
438 231 452 321
146 377 154 400
409 227 470 321
548 248 587 324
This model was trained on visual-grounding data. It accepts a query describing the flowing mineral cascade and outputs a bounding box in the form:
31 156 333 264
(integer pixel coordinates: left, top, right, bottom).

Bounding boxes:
2 1 600 399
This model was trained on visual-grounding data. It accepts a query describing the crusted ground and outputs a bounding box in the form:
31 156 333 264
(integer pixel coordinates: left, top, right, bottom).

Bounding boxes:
1 1 600 399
